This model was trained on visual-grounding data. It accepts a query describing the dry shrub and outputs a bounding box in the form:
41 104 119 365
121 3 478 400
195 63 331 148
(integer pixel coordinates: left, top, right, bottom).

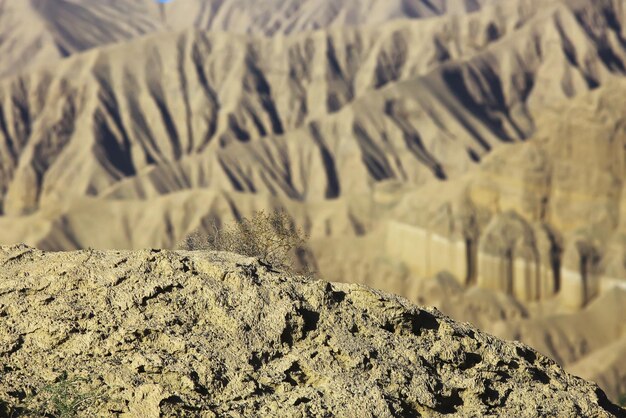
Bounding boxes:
182 210 310 273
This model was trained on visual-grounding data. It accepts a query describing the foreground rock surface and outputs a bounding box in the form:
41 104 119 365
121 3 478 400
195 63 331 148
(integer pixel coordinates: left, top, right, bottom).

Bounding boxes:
0 246 622 417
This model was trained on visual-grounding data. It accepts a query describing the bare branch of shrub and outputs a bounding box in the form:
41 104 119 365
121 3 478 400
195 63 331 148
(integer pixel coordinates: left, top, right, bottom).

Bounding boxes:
181 210 312 274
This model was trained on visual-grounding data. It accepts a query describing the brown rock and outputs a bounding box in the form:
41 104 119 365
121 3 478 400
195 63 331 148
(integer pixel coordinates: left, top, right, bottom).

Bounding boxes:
0 245 622 417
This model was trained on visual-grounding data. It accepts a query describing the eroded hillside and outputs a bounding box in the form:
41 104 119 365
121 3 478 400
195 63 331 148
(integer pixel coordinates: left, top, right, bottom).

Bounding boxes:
0 0 494 78
1 0 625 218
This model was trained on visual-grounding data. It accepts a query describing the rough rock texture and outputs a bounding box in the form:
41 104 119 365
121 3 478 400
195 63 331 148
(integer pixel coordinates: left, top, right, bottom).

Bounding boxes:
0 245 622 417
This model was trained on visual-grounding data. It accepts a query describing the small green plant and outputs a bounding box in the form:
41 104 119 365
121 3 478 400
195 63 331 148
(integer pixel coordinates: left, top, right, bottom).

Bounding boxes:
0 373 105 417
182 210 311 273
619 392 626 408
39 372 103 417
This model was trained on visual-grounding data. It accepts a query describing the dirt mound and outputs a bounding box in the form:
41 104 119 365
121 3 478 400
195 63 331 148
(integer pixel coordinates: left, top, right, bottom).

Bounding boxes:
0 245 622 417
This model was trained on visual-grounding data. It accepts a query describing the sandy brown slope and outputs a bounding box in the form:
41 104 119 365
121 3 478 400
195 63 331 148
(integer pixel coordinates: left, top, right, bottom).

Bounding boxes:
0 245 623 417
0 0 494 79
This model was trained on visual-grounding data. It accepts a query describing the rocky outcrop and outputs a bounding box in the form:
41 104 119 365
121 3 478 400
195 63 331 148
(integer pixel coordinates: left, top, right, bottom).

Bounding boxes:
385 215 561 302
386 76 626 310
0 245 622 417
476 213 559 302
